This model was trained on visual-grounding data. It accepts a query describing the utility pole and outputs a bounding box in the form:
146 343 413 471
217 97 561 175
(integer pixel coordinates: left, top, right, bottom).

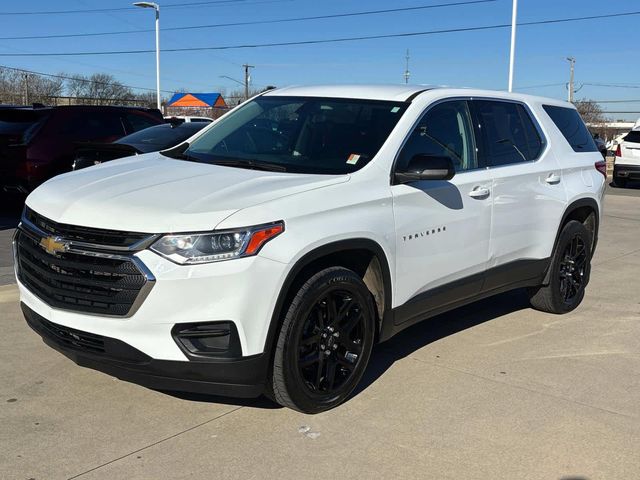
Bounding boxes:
566 56 576 103
23 73 30 105
243 64 254 101
507 0 518 92
404 49 410 84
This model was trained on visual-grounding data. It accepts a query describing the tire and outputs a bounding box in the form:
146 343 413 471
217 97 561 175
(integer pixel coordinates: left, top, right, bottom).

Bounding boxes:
269 266 376 413
528 220 592 314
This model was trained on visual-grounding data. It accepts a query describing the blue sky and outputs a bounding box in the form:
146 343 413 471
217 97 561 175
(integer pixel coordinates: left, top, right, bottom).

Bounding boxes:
1 0 639 119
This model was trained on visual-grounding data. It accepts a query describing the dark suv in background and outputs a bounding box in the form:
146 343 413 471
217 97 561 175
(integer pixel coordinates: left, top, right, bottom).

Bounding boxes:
0 105 163 193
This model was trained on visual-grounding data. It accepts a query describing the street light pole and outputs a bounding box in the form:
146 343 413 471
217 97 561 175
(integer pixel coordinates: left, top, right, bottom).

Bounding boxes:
243 64 254 101
133 2 161 111
508 0 518 92
567 57 576 103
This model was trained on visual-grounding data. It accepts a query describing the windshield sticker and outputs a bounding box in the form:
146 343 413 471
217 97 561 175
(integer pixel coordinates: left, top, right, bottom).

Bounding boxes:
347 154 361 165
390 106 401 113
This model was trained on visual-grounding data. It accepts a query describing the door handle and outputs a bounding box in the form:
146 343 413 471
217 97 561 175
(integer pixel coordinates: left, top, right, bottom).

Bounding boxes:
545 173 561 185
468 186 490 199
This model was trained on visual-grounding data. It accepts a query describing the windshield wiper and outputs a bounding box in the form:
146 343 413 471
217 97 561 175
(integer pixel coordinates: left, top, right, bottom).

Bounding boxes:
211 159 288 172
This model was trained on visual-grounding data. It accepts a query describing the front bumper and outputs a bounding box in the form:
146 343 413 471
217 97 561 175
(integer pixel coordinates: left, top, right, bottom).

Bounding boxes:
22 303 267 397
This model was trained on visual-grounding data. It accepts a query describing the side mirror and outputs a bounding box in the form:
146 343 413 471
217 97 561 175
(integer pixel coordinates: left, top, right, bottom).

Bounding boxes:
394 155 456 184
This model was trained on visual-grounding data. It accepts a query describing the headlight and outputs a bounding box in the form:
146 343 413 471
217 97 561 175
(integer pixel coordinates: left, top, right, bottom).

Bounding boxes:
150 221 284 265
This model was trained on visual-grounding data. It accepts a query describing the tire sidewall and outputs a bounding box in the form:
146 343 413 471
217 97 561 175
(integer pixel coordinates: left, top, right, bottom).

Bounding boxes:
548 221 592 313
279 269 376 413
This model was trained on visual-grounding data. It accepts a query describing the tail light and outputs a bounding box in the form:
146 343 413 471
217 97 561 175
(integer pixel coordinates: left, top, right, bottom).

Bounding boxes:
615 145 621 157
595 160 607 179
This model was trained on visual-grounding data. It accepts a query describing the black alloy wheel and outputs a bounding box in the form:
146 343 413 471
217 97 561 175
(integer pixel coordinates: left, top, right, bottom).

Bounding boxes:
269 267 376 413
296 289 366 394
529 220 592 314
558 233 588 305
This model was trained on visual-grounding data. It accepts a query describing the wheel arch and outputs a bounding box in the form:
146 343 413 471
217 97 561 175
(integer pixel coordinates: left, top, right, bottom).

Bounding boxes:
544 196 600 284
262 238 393 359
558 197 600 252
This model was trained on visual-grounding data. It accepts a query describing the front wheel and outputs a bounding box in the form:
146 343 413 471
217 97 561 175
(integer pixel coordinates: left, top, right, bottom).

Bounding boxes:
528 220 592 314
268 267 376 413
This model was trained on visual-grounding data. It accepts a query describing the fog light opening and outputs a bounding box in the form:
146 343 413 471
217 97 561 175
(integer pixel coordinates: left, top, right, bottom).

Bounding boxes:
172 322 242 359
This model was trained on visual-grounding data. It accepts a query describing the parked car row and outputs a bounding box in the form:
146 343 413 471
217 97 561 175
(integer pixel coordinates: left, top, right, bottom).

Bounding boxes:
0 105 213 193
72 121 207 170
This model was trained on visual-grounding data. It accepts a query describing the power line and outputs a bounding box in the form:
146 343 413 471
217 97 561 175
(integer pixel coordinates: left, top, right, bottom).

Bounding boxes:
584 82 640 89
515 82 566 90
1 9 639 56
0 0 257 16
594 99 640 103
0 1 497 40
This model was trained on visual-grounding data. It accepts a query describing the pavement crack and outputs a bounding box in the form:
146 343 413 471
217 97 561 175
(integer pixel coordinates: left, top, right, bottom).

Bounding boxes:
603 214 640 223
593 246 640 266
410 357 637 419
66 406 244 479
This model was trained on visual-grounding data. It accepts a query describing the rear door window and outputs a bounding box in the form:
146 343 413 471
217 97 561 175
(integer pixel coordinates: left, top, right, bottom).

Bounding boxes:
57 110 126 141
472 100 543 167
0 109 50 144
543 105 598 153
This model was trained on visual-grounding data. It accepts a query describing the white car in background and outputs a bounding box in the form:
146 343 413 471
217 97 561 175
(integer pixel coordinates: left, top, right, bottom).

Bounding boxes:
607 132 628 152
613 129 640 187
164 115 213 123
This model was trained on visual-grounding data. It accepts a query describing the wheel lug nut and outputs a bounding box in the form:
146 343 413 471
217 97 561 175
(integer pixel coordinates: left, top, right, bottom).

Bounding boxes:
332 344 338 350
320 344 325 350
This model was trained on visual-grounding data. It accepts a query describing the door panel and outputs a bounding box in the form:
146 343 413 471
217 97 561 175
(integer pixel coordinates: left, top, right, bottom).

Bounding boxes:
392 171 492 312
391 100 492 316
471 99 567 276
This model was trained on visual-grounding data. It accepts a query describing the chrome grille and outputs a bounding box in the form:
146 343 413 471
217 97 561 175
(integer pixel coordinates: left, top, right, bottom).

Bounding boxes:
15 210 155 317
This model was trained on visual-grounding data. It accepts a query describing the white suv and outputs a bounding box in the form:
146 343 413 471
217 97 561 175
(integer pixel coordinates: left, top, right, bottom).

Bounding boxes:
613 129 640 187
15 85 606 413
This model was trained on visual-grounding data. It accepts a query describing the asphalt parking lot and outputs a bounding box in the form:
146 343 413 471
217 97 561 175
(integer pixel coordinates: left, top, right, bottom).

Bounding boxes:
1 182 639 480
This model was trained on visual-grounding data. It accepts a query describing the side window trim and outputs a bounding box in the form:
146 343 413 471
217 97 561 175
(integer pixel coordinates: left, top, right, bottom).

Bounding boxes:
469 98 548 170
390 98 484 181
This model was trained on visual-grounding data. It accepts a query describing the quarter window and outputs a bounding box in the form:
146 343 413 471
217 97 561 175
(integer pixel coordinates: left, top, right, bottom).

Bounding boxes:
473 100 543 166
543 105 598 153
397 100 478 172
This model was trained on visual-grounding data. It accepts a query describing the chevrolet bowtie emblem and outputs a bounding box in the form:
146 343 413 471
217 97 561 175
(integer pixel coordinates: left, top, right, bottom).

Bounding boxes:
40 236 68 255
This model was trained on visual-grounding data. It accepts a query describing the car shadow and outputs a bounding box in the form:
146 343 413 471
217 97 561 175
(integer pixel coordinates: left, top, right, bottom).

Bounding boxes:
351 288 531 398
158 289 531 410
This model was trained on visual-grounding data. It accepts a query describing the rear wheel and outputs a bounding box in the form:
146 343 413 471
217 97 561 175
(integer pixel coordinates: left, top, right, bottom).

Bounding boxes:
269 267 375 413
528 220 592 314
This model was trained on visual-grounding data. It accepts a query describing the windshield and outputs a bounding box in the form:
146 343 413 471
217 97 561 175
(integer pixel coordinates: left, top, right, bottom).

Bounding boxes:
179 95 408 174
117 123 205 151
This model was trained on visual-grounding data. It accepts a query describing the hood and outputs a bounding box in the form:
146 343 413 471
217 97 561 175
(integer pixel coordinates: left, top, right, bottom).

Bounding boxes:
26 153 349 233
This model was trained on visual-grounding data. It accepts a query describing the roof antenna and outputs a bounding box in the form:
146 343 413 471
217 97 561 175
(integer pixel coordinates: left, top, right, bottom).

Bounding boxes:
404 49 411 84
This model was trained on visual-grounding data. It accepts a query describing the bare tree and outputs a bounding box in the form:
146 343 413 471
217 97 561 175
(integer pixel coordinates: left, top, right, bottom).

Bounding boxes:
575 98 614 140
575 98 607 125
